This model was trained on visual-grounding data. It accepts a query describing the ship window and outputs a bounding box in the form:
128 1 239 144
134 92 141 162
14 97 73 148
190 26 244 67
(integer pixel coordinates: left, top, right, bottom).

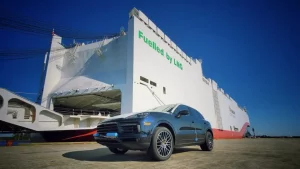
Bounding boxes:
12 112 17 119
150 81 156 87
0 95 3 108
163 87 166 94
140 76 149 83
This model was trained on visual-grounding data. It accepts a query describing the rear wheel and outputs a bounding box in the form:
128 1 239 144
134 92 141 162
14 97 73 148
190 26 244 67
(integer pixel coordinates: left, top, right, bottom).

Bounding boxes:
200 131 214 151
108 147 128 154
147 127 174 161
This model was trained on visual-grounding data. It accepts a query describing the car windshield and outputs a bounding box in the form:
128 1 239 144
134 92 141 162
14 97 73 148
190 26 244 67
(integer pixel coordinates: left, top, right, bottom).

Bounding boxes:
147 104 177 113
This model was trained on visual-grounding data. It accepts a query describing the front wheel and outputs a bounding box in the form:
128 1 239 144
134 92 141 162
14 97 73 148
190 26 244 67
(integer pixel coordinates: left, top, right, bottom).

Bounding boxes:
147 127 174 161
108 147 128 154
200 131 214 151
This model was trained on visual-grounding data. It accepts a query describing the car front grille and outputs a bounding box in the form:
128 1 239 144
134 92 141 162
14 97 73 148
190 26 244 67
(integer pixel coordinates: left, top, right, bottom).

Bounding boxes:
97 122 118 135
97 122 140 135
119 123 139 134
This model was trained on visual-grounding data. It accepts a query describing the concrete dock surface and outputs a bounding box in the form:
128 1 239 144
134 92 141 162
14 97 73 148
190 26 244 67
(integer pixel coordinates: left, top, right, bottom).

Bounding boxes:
0 138 299 169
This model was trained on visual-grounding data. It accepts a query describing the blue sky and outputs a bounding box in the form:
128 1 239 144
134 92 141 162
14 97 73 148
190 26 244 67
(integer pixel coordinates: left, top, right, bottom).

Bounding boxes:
0 0 299 136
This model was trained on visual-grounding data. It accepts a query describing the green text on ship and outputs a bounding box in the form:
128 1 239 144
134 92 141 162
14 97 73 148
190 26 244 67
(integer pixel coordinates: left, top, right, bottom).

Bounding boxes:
138 30 183 70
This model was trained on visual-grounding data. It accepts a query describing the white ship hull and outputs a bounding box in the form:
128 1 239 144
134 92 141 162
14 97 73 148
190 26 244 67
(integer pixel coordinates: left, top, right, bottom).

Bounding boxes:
0 8 250 141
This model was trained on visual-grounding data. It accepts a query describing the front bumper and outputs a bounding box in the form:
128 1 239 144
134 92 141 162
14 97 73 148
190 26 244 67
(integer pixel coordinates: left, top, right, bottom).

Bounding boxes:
94 133 152 150
93 119 153 150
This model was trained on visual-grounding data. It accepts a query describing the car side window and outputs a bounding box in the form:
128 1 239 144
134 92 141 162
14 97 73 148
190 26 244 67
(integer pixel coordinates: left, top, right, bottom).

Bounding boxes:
189 107 204 119
173 105 190 116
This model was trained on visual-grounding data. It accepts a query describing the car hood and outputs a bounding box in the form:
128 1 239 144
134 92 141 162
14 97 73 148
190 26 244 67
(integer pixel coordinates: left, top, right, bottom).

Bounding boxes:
104 111 143 121
102 111 170 122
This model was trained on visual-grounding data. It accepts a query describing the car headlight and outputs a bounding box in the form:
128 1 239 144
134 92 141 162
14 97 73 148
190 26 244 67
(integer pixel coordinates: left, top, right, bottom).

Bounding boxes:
126 112 150 119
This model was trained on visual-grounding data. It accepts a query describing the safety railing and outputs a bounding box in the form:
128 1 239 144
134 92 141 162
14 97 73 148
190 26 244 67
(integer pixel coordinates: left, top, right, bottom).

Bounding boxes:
53 107 117 116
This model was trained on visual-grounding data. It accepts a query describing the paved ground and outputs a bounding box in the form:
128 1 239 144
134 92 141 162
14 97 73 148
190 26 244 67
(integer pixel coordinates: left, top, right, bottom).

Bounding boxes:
0 139 299 169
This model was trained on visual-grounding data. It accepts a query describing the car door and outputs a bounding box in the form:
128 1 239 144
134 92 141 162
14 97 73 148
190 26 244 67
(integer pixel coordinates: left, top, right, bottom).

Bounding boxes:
189 107 205 142
173 105 195 144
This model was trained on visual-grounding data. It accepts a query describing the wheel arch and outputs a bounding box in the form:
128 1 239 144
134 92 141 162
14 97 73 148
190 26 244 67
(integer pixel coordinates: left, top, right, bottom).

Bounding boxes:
152 120 176 145
206 128 214 138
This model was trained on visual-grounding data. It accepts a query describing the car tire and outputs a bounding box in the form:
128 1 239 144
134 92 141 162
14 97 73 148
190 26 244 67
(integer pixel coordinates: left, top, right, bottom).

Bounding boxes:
108 147 128 154
147 127 174 161
200 131 214 151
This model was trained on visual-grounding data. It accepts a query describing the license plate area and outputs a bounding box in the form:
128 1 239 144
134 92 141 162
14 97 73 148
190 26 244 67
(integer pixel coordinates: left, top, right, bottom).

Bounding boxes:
105 132 118 138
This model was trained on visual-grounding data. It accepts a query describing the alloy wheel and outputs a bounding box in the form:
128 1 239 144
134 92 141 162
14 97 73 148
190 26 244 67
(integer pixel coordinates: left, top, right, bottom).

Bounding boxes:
207 132 213 149
156 130 172 157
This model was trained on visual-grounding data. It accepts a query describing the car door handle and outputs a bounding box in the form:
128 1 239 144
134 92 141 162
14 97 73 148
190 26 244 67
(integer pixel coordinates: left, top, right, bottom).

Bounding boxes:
192 121 194 123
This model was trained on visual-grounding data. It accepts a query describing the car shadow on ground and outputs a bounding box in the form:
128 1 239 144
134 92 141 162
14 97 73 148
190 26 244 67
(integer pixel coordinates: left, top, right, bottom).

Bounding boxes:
62 147 201 162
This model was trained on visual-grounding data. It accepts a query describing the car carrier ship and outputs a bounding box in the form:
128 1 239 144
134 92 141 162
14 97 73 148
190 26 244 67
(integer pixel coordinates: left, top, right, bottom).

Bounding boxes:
0 8 250 142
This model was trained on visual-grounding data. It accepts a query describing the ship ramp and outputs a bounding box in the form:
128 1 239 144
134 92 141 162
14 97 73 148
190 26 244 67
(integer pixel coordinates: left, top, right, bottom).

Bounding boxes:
0 88 109 133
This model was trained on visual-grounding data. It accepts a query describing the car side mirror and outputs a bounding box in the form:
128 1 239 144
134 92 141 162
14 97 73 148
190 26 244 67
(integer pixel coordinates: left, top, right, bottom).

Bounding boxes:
176 110 189 118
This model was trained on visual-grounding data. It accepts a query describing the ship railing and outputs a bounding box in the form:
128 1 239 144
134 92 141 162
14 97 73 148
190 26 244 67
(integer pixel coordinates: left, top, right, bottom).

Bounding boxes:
53 107 116 116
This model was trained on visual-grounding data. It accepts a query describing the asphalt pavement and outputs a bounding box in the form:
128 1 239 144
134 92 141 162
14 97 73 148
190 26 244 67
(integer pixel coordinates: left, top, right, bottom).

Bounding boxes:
0 139 299 169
